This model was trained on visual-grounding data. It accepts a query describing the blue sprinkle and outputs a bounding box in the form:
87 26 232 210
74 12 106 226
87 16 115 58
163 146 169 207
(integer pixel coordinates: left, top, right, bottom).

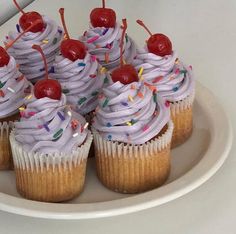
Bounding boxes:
103 28 109 35
106 122 112 127
49 66 55 73
121 101 128 106
58 29 63 34
16 24 21 33
173 86 179 92
43 124 50 132
57 111 65 121
107 135 112 140
78 63 86 67
39 68 45 72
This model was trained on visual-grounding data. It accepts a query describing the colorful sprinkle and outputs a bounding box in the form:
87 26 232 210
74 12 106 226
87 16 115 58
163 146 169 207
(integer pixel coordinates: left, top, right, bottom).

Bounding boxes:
152 76 163 83
42 39 49 44
89 74 96 78
91 55 97 62
128 95 134 102
104 77 109 84
153 111 158 116
16 24 21 33
17 75 24 81
87 35 99 43
100 67 107 74
28 112 36 117
43 124 50 132
138 67 144 77
7 87 15 93
62 89 70 94
73 132 79 138
180 70 187 75
175 58 179 64
126 121 132 126
106 43 112 49
83 31 87 36
19 106 25 111
98 93 104 99
83 122 89 130
173 86 179 92
106 122 112 127
39 67 44 72
0 81 6 88
189 65 193 70
153 92 157 103
91 91 99 96
103 28 109 35
58 29 63 34
130 119 137 125
57 112 65 121
144 82 156 92
53 38 58 44
107 135 112 140
78 97 87 105
20 111 25 117
121 101 128 106
137 92 144 98
95 44 101 49
165 101 170 107
37 125 43 129
125 34 128 43
5 36 9 40
142 125 149 132
105 53 109 63
53 129 63 139
67 111 72 116
49 66 55 73
175 68 180 75
78 63 86 67
71 119 79 130
102 98 109 108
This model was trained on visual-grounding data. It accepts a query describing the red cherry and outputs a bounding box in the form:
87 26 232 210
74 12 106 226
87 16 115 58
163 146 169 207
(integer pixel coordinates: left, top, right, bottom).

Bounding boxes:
32 45 62 100
13 0 44 33
60 39 86 61
137 20 172 57
90 0 116 28
59 8 86 61
0 46 10 67
147 34 172 57
34 79 62 100
112 64 138 85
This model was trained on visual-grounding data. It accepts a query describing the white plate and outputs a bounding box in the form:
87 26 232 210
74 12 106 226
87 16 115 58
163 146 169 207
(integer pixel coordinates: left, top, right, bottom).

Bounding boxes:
0 82 233 220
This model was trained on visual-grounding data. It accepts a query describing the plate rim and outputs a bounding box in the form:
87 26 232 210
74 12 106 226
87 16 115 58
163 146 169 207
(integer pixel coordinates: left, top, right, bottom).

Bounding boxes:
0 82 233 220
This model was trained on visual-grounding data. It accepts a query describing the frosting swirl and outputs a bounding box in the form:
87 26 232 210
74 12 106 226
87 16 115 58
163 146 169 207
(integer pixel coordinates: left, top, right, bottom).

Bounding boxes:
80 23 137 70
6 16 64 83
92 79 170 145
133 48 194 102
14 94 88 154
51 53 106 115
0 56 31 118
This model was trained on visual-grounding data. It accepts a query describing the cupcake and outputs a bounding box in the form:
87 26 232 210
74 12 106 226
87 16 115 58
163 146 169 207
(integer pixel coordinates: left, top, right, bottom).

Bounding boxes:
5 1 64 83
51 9 106 117
134 20 195 147
9 45 92 202
0 46 31 170
92 19 173 194
80 1 136 70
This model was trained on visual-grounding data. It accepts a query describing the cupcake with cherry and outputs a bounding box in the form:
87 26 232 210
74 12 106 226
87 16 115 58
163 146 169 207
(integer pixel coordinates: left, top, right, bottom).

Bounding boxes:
80 0 136 70
51 8 106 117
0 34 32 170
5 0 64 83
92 19 174 193
133 20 195 147
10 45 92 202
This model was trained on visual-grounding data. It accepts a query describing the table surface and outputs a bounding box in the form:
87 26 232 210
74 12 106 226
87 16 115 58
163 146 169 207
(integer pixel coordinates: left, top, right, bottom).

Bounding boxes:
0 0 236 233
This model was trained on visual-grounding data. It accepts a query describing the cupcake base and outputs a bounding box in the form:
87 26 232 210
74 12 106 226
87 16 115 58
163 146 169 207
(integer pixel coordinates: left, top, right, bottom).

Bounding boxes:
10 132 93 202
170 93 194 148
0 113 20 170
93 121 174 194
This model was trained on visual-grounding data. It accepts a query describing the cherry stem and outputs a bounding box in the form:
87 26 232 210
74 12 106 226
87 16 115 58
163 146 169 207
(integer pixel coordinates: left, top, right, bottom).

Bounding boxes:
32 45 49 80
59 8 70 40
136 19 152 36
120 18 127 66
13 0 25 14
102 0 105 8
5 19 42 50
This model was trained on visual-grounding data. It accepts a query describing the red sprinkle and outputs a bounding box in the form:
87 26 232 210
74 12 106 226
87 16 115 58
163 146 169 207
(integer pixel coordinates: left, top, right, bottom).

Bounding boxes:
71 119 79 130
165 101 170 107
0 90 5 97
152 76 163 83
89 74 96 78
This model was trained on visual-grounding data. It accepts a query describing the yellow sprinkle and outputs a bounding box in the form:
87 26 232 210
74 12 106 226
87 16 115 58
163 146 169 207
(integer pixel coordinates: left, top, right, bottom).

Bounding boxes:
100 67 107 74
25 94 32 100
140 76 144 81
175 58 179 64
126 122 132 126
128 95 134 102
138 67 144 77
42 39 49 44
19 107 25 111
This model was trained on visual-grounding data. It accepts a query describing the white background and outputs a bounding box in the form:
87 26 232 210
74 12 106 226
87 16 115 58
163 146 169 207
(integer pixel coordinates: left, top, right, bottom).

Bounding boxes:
0 0 236 233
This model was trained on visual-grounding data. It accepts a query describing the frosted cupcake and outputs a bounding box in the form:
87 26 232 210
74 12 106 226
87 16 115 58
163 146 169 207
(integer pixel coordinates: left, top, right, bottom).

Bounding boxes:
80 0 136 70
92 19 173 193
51 9 106 117
0 46 31 170
10 45 92 202
6 1 64 83
134 20 195 147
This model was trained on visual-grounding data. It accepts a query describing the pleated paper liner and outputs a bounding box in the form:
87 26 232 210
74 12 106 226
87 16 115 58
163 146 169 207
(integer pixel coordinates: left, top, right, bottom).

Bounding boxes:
170 92 195 148
92 121 174 194
0 112 20 170
10 131 93 202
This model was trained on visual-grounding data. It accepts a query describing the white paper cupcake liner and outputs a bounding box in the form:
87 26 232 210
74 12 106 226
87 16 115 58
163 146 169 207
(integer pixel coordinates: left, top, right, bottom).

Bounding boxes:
10 131 93 173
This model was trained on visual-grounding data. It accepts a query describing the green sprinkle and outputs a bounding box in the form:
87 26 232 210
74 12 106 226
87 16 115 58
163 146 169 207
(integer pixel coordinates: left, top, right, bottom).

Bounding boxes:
78 97 87 105
102 98 109 108
62 89 70 94
125 34 128 43
180 70 187 75
104 77 109 84
53 38 58 44
131 119 137 125
91 91 99 96
53 128 63 139
0 81 6 89
153 93 157 103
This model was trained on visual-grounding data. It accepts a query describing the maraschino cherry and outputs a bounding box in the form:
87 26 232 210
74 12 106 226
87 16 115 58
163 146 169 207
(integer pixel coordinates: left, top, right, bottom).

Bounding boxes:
111 19 138 85
32 45 62 100
59 8 86 61
136 20 172 57
90 0 116 28
13 0 44 33
0 19 42 68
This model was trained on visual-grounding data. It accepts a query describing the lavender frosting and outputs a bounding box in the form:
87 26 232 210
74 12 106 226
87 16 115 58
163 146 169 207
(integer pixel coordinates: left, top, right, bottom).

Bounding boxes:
80 23 137 70
14 94 88 154
92 79 170 145
6 16 64 83
0 56 31 119
51 53 106 115
133 48 194 102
